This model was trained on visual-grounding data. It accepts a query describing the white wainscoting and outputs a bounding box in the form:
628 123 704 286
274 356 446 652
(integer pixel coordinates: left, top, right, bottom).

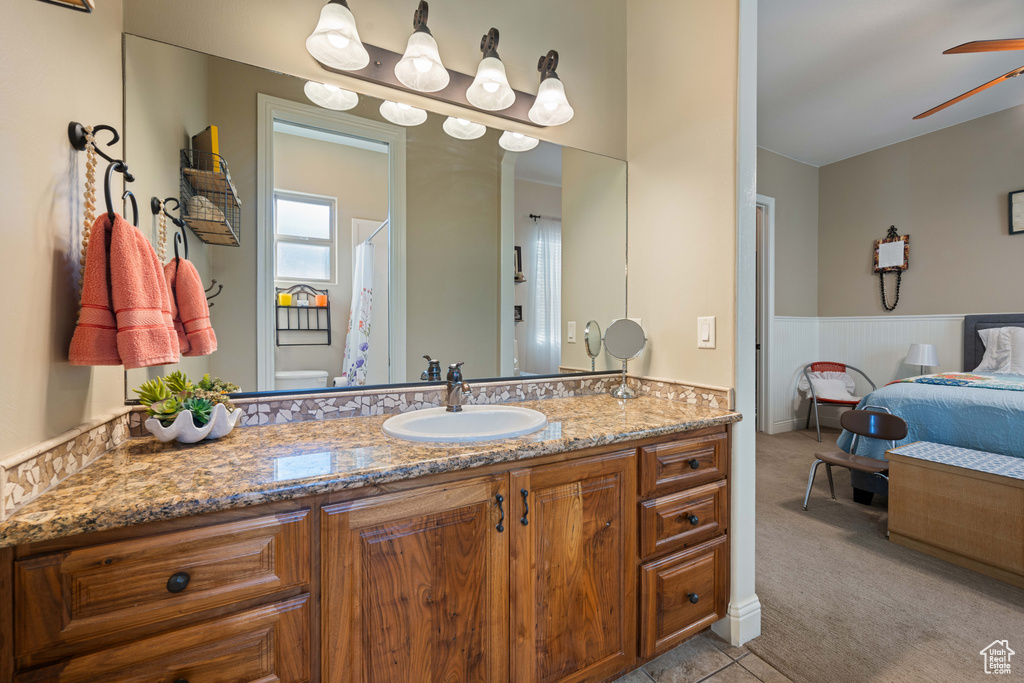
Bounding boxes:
768 314 964 434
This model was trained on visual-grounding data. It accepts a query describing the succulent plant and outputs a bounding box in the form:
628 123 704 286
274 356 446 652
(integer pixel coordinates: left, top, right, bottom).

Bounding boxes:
134 378 171 407
164 370 193 396
151 397 183 427
182 397 214 426
197 374 240 395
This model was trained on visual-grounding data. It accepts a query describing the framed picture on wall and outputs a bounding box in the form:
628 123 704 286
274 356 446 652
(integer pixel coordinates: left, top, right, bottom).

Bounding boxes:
513 246 525 281
514 305 523 322
1010 189 1024 235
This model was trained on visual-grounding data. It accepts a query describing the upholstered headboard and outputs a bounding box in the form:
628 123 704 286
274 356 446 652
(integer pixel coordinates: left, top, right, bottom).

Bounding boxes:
962 314 1024 371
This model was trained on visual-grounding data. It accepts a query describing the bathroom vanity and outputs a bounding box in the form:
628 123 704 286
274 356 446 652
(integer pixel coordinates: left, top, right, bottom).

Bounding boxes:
0 394 738 683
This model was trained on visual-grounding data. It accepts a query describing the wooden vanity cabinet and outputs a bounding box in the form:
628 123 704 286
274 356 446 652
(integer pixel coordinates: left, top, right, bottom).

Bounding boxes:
2 425 733 683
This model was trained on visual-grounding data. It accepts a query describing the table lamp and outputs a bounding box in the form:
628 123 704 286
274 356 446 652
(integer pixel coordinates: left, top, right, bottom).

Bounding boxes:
906 343 939 376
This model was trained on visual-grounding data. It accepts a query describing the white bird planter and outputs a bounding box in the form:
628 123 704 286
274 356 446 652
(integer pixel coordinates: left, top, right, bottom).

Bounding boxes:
145 403 243 443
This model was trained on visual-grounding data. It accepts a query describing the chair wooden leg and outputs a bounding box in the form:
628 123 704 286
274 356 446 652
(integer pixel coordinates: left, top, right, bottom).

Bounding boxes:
803 459 823 511
825 464 836 500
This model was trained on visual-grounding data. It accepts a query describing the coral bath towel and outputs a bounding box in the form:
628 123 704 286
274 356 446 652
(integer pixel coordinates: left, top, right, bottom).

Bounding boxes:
164 257 217 357
70 213 180 368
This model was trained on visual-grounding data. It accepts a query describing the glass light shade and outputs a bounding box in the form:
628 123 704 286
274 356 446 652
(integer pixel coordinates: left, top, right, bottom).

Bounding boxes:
528 76 574 126
443 117 486 140
906 343 939 367
498 131 539 152
466 57 515 111
395 31 449 92
305 2 370 71
380 100 428 126
303 81 359 111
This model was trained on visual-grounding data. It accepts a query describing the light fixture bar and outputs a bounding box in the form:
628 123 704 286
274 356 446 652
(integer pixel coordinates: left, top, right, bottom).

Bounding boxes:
313 42 543 127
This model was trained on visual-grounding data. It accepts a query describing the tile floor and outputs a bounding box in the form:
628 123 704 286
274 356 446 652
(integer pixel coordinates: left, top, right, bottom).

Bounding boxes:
613 631 791 683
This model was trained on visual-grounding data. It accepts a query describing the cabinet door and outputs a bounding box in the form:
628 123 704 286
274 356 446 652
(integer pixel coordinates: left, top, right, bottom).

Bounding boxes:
321 475 508 683
510 450 637 683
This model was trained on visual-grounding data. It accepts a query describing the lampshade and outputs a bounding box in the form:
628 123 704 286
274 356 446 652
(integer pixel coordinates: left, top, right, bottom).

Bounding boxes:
395 31 449 92
379 100 427 126
304 81 359 111
498 131 539 152
443 117 486 140
906 343 939 367
467 57 516 111
305 0 370 71
528 76 574 126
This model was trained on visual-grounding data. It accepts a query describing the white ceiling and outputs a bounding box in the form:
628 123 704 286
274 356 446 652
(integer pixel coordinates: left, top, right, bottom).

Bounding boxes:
515 142 563 187
758 0 1024 167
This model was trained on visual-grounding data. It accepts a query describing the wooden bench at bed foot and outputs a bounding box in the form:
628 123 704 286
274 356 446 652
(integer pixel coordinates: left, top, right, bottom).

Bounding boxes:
887 441 1024 589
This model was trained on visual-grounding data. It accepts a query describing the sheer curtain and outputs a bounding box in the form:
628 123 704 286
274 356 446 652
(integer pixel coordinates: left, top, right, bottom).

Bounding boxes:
526 217 561 374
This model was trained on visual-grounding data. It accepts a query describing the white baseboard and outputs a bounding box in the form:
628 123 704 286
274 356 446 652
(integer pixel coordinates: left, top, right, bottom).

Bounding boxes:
712 594 762 646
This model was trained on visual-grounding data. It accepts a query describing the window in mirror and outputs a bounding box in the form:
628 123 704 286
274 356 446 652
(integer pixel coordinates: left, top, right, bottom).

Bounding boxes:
275 192 336 282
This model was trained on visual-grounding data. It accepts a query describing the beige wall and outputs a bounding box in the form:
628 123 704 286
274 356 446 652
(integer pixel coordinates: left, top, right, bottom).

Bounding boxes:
818 103 1024 317
124 35 213 392
756 148 818 317
562 149 627 372
272 132 388 383
123 0 626 159
0 1 125 460
626 0 739 387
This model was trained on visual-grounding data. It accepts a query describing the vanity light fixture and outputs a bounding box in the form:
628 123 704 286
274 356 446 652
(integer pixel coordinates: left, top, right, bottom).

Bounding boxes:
394 1 450 93
380 100 428 126
528 50 574 126
443 117 487 140
306 0 370 71
466 28 516 111
498 131 539 152
303 81 359 111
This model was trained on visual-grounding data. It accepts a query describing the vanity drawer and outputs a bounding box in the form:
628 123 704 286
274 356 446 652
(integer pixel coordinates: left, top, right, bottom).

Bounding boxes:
640 430 728 496
15 509 310 663
17 595 310 683
639 535 728 659
640 480 727 559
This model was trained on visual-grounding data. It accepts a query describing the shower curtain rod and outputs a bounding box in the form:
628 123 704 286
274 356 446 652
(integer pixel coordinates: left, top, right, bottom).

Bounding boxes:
529 213 561 221
363 218 389 244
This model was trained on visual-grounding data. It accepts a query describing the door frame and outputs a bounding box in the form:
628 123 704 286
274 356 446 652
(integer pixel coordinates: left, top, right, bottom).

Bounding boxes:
755 194 775 434
256 94 407 390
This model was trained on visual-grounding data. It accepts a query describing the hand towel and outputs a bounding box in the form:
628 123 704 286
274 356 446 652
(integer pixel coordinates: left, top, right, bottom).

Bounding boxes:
70 213 180 368
165 257 217 357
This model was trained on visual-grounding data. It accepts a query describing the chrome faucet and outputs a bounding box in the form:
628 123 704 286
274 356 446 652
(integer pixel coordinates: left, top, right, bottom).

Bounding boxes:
421 355 442 382
444 362 471 412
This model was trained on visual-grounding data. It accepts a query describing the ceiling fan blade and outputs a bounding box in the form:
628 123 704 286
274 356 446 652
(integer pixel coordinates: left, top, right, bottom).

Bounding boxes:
944 39 1024 54
914 65 1024 119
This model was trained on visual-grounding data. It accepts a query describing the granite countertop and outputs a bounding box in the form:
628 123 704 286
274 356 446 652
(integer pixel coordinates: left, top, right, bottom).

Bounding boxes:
0 395 740 547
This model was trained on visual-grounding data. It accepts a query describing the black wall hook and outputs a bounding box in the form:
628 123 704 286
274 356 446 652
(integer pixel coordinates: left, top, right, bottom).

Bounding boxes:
103 160 133 223
121 190 139 227
69 122 123 166
152 196 189 260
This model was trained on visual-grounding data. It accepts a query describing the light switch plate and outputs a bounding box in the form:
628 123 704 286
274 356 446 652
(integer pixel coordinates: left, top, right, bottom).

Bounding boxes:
698 316 716 349
567 321 577 343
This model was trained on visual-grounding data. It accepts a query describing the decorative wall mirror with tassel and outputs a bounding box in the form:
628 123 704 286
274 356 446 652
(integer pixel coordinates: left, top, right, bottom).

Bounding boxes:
874 225 909 311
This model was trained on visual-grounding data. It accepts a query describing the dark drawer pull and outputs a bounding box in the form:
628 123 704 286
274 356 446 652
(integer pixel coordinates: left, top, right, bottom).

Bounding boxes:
495 494 505 533
688 459 700 470
520 489 530 526
686 514 699 526
174 679 189 683
687 592 699 604
166 571 191 594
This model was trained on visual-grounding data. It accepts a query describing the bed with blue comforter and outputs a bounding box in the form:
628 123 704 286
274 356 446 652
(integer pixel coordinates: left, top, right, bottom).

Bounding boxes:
836 372 1024 495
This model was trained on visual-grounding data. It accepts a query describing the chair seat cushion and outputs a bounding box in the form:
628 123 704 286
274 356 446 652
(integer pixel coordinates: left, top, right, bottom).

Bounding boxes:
815 450 889 473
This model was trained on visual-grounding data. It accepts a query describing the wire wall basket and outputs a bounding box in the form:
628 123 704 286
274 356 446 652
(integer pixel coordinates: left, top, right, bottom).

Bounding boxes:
180 148 242 247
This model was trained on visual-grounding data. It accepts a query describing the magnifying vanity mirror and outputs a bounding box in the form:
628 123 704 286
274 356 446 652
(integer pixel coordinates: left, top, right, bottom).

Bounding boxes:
583 320 602 371
121 34 627 400
603 318 647 399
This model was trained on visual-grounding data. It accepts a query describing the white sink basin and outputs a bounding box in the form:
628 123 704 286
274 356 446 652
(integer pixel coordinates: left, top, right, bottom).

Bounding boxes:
382 405 548 443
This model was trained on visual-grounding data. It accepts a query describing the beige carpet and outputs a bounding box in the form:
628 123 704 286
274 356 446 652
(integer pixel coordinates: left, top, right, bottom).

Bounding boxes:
746 428 1024 683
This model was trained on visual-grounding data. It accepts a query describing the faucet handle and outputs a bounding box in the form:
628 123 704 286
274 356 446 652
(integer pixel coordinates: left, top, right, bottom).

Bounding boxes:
447 361 466 382
421 355 442 381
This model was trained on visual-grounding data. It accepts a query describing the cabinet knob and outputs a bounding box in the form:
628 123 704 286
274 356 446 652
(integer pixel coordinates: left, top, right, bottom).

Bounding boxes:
686 514 699 526
687 592 700 604
166 571 191 594
688 459 700 470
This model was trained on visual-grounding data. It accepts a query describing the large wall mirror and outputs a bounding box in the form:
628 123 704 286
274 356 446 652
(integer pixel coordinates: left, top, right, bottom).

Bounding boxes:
123 35 626 398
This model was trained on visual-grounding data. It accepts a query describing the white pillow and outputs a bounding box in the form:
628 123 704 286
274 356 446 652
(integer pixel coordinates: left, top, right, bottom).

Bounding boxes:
809 377 859 401
974 327 1014 373
1009 328 1024 375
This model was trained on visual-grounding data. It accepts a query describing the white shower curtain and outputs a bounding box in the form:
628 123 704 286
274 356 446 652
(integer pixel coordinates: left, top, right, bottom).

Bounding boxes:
526 217 561 374
336 242 374 386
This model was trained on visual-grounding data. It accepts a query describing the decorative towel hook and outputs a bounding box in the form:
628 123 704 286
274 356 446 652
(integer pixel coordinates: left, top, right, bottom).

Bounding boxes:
204 279 223 307
69 122 122 166
122 190 139 227
152 196 188 260
103 160 133 223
